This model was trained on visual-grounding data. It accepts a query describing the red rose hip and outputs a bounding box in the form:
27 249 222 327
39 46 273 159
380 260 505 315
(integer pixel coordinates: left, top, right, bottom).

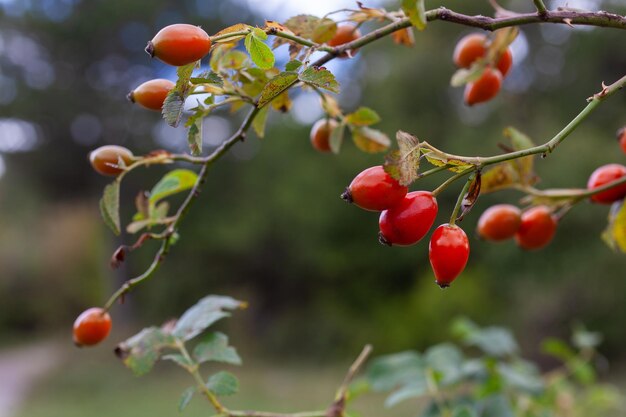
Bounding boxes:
587 163 626 204
310 118 338 153
476 204 522 241
618 127 626 155
73 307 112 347
429 224 470 288
453 33 513 77
146 24 212 67
464 67 502 106
89 145 134 176
378 191 438 246
342 166 408 211
128 79 175 111
514 206 557 250
327 24 362 58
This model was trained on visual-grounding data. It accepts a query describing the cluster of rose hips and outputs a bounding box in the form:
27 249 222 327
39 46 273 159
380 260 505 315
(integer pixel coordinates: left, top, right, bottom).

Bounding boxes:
341 166 469 288
453 33 513 106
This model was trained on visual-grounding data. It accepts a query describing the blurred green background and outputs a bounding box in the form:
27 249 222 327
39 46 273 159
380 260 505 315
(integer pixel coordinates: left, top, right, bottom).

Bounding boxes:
0 0 625 416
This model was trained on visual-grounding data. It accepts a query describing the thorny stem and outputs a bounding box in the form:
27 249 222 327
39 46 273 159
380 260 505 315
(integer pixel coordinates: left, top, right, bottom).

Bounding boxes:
104 3 626 309
532 0 548 15
184 345 372 417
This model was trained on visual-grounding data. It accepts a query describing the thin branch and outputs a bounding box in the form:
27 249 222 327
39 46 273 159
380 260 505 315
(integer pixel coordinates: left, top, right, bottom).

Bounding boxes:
331 344 372 414
449 174 476 225
533 0 548 15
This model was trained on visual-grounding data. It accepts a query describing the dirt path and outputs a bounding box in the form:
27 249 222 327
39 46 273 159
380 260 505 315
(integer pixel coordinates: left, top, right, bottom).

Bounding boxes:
0 341 63 417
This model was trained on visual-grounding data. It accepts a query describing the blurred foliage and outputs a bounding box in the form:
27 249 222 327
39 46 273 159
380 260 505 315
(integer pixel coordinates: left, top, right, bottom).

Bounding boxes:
0 0 626 370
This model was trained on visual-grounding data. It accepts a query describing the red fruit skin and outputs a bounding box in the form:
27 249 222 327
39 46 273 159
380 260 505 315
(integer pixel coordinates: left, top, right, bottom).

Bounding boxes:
587 163 626 204
89 145 134 176
514 206 557 250
429 224 470 288
379 191 438 246
453 33 513 77
148 24 212 67
73 307 112 347
310 119 338 153
327 24 362 57
453 34 487 68
476 204 522 241
464 67 503 106
344 166 408 211
129 79 175 111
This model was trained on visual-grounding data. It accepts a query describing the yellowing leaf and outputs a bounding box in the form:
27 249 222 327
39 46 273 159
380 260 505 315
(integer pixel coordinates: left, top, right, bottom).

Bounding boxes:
212 24 252 43
481 163 518 194
384 130 420 186
402 0 427 31
100 180 121 235
422 149 474 173
299 66 340 93
602 200 626 253
392 27 415 47
257 71 298 108
352 127 390 153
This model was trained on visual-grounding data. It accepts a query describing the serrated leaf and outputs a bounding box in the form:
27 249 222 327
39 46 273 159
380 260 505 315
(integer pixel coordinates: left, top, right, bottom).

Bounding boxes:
162 353 195 369
193 332 242 365
423 149 474 173
114 327 176 376
206 371 239 396
285 60 303 71
100 181 121 235
366 351 424 392
212 24 252 43
190 71 223 86
245 32 275 70
345 107 381 127
384 130 420 186
252 106 269 138
150 169 198 206
257 71 298 108
352 127 390 153
187 115 203 156
329 122 346 154
179 387 195 412
299 66 340 93
602 201 626 252
173 295 246 341
270 91 292 113
402 0 427 31
162 63 197 127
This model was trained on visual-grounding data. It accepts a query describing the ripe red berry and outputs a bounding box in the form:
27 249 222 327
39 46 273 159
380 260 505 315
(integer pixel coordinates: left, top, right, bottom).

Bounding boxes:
453 33 513 77
146 24 212 67
327 24 362 58
342 166 408 211
618 127 626 155
310 118 338 153
128 79 175 111
89 145 134 176
476 204 522 241
378 191 438 246
429 224 470 288
464 67 503 106
73 307 112 347
514 206 557 250
587 163 626 204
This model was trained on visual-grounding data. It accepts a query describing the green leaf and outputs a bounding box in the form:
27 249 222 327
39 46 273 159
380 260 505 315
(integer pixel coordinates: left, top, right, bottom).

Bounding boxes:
602 200 626 253
311 18 337 43
150 169 199 206
464 326 518 358
329 122 346 154
452 406 478 417
385 381 427 407
503 127 537 186
190 71 224 86
257 72 298 108
206 371 239 396
424 344 464 385
366 351 424 392
423 149 474 173
219 50 251 71
162 353 195 369
352 127 391 153
187 114 203 156
542 338 576 361
402 0 427 31
245 31 275 70
212 23 252 43
480 395 514 417
114 327 176 376
252 106 270 138
285 60 303 71
162 63 197 127
173 295 246 341
570 357 595 384
497 361 544 394
345 107 381 127
99 181 121 235
299 66 340 93
193 332 242 365
572 325 603 350
384 130 420 186
179 387 195 412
